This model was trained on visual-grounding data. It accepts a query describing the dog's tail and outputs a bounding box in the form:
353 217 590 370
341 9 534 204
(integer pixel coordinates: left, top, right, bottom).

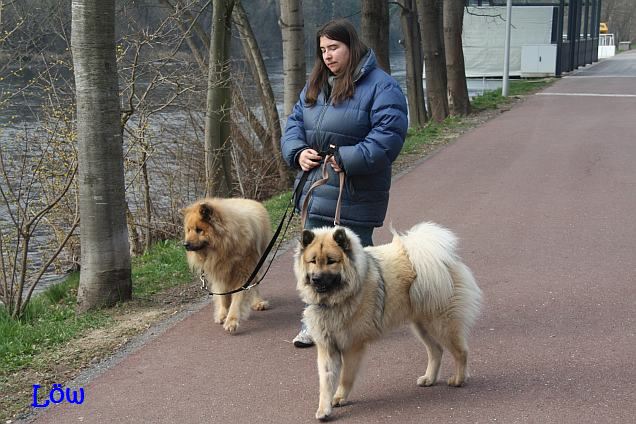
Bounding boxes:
395 222 480 318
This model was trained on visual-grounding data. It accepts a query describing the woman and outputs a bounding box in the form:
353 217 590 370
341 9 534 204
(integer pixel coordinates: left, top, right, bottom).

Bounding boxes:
281 19 408 347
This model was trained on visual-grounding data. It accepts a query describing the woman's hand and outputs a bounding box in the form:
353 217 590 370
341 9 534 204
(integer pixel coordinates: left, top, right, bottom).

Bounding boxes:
298 149 322 172
326 156 342 172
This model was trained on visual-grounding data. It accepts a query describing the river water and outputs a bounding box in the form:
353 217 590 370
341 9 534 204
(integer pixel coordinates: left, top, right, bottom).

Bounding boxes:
0 51 503 127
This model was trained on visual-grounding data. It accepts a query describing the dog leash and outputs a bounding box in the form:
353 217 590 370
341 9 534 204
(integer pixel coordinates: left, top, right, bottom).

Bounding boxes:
199 201 297 296
200 145 345 296
300 152 345 228
200 172 308 296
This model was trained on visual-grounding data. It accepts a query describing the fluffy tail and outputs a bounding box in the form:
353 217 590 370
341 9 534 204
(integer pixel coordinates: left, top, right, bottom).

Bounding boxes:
395 222 480 318
447 260 482 330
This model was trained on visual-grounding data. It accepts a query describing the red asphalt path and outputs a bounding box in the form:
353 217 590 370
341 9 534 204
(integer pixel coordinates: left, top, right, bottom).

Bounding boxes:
26 51 636 423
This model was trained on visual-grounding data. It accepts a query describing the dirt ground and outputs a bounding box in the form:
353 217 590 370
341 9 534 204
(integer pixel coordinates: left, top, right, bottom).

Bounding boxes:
1 99 520 423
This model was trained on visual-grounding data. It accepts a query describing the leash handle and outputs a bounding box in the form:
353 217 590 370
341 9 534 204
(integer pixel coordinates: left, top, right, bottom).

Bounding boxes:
300 154 344 229
334 170 344 226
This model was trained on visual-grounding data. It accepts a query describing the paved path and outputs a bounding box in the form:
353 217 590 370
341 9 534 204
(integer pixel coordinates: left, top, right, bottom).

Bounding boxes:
28 52 636 423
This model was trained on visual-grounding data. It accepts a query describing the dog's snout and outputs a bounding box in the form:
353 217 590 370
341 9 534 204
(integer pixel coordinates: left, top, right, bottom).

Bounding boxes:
309 273 342 293
183 241 201 251
183 241 207 252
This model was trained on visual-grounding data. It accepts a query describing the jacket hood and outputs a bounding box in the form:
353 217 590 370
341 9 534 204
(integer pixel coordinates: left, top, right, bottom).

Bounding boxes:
354 48 375 81
328 49 376 88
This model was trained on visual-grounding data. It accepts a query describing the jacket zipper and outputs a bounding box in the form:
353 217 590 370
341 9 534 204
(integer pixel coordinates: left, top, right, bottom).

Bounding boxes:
315 62 366 152
315 95 332 154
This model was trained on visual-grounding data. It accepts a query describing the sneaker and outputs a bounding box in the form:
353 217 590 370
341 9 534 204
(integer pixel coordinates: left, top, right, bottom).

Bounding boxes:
293 328 314 348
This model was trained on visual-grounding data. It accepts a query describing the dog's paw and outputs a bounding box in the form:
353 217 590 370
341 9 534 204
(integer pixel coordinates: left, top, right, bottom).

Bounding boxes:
315 407 332 421
447 375 465 387
251 300 270 311
214 310 227 324
331 395 347 407
223 318 239 333
332 386 348 407
417 375 436 387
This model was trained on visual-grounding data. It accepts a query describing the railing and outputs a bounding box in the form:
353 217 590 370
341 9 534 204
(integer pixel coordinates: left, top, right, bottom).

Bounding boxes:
599 34 615 46
598 34 616 59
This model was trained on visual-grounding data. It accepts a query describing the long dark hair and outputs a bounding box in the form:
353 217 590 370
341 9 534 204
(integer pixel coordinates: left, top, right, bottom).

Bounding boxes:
305 19 368 106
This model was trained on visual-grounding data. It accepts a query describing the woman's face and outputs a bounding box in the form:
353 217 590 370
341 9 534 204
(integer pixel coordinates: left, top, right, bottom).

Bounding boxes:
320 36 350 76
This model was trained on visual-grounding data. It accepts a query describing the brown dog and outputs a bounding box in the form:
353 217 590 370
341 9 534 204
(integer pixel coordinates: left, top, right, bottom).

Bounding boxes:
182 198 271 332
294 222 482 420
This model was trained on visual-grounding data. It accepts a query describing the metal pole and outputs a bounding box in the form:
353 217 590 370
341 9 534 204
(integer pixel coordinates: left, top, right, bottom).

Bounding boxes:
593 0 601 62
502 0 513 97
556 0 565 76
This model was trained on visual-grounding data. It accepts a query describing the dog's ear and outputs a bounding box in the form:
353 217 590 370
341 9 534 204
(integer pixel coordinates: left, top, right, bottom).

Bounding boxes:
302 229 315 248
199 203 213 222
333 228 350 251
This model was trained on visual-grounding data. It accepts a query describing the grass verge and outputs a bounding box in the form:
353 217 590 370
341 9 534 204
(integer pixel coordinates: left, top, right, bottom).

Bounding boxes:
471 78 553 111
0 275 110 374
131 239 193 299
0 239 195 372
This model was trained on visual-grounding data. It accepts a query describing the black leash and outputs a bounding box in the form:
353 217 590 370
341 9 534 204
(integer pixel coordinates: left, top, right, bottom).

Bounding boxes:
200 171 309 296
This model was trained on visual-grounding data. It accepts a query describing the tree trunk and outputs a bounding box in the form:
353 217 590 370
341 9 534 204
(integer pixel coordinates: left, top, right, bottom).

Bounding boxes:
361 0 391 73
279 0 306 119
72 0 132 311
233 1 289 190
399 0 427 128
443 0 470 116
159 0 282 188
205 0 235 197
416 0 448 122
141 147 153 251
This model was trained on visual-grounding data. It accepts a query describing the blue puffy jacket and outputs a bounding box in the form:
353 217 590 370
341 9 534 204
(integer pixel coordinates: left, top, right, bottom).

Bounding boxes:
281 49 408 227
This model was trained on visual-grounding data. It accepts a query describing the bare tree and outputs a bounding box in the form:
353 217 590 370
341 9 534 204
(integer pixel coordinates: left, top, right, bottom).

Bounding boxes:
233 1 289 190
443 0 469 116
398 0 427 128
72 0 132 311
205 0 235 197
602 0 636 44
156 0 285 200
117 3 200 252
0 135 79 318
361 0 391 73
416 0 448 122
279 0 306 119
0 2 82 317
